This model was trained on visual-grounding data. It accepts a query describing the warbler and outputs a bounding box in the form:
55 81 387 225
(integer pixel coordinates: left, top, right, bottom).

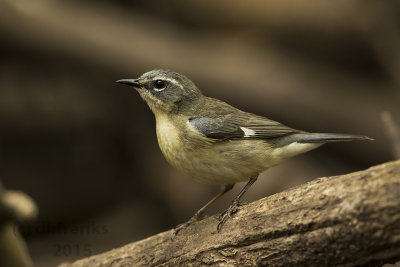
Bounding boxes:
117 69 371 233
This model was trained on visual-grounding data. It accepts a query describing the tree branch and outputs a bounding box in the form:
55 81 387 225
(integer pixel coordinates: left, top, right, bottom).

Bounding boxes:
60 161 400 266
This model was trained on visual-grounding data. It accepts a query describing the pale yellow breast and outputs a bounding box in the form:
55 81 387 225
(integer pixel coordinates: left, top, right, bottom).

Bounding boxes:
155 114 181 159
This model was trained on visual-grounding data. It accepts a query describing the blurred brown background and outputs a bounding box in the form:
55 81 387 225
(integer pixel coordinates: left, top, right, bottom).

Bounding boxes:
0 0 399 266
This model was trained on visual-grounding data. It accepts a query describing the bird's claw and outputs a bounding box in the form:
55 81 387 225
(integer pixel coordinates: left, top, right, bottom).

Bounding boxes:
173 222 187 236
217 200 241 232
237 201 247 206
172 210 204 236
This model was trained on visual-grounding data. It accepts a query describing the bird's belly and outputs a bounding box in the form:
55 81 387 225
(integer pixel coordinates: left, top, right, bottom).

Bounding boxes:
156 120 278 184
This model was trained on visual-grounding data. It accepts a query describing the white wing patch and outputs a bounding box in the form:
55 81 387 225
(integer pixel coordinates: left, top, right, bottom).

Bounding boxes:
240 127 256 137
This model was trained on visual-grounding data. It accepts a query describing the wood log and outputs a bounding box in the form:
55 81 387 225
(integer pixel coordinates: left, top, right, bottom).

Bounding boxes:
59 160 400 266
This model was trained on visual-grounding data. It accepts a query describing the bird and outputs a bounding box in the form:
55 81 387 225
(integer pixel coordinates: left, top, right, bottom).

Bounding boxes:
116 69 371 234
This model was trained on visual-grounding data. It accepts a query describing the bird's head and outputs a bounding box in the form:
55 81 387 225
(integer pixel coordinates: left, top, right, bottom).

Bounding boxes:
117 69 202 115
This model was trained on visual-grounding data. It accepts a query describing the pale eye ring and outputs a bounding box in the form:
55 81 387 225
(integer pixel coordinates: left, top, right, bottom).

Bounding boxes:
154 80 166 90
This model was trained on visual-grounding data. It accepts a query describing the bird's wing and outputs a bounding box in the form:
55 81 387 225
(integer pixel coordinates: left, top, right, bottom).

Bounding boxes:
189 112 301 140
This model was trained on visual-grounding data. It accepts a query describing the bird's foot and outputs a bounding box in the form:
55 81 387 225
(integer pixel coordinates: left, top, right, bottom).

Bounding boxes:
217 199 242 232
173 210 204 236
237 200 247 206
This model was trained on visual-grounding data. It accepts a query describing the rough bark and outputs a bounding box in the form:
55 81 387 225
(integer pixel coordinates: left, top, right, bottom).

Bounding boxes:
59 161 400 266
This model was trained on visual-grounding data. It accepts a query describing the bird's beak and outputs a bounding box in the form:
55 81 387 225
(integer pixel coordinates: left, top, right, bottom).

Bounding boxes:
116 79 142 88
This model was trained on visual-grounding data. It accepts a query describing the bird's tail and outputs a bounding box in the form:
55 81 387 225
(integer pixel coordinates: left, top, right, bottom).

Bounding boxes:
297 133 373 143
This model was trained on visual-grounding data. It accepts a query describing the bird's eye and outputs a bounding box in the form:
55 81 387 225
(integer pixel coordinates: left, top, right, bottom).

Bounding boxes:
154 80 166 90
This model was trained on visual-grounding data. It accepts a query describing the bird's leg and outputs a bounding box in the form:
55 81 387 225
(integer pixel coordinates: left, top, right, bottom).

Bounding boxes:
173 184 234 235
217 175 258 232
